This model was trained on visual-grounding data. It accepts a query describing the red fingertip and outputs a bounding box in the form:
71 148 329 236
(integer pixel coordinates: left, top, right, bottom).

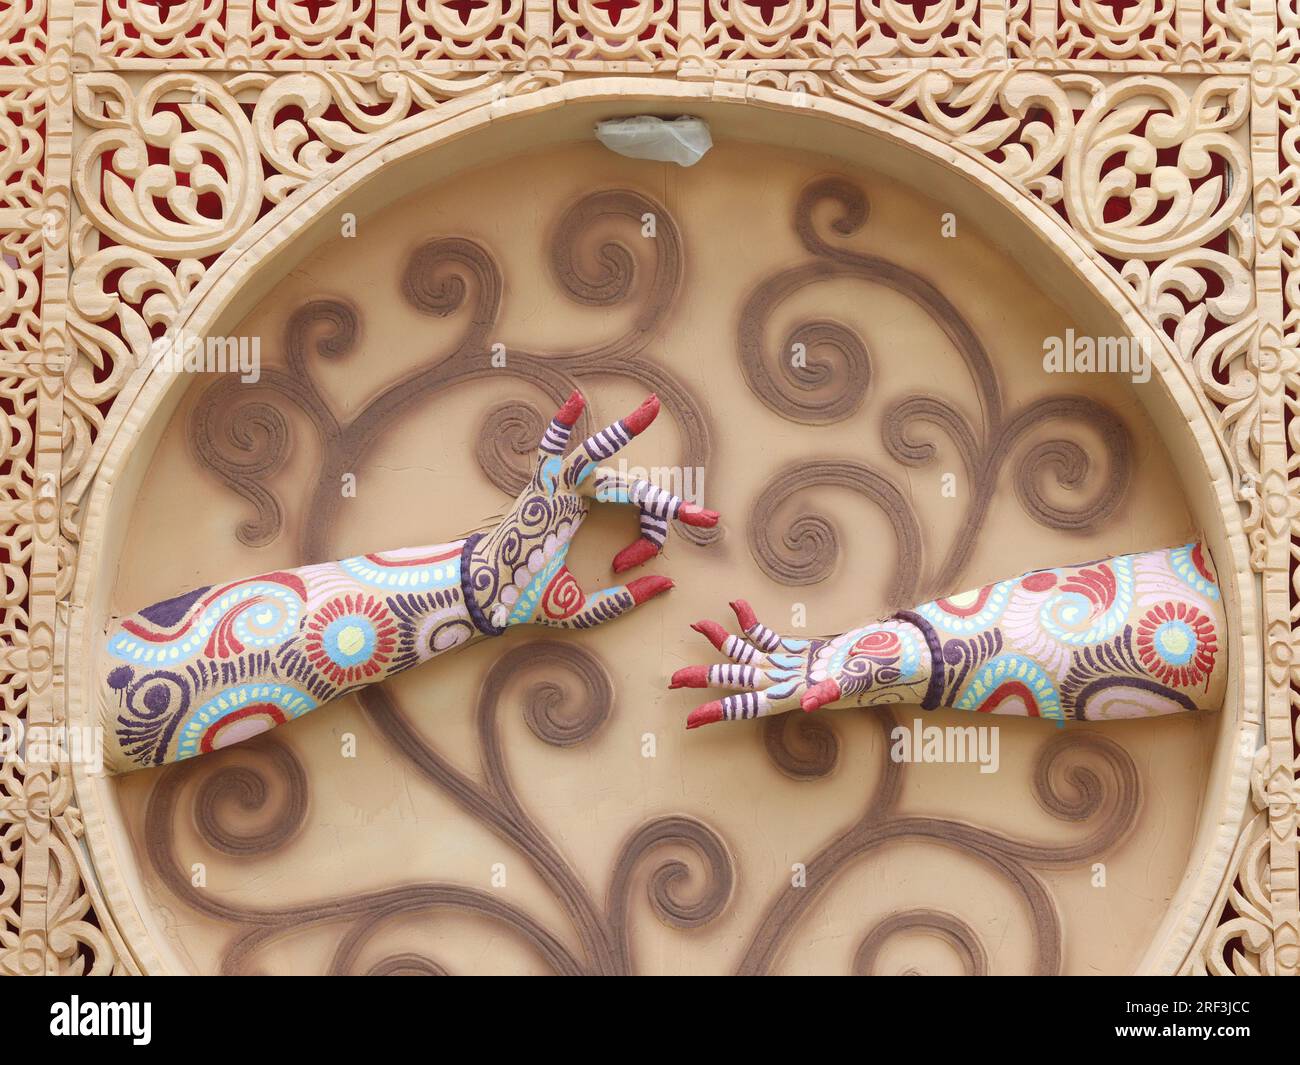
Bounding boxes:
669 665 710 689
678 503 719 528
627 574 673 605
729 599 758 632
555 389 585 427
622 394 660 436
690 619 729 651
686 701 724 729
612 537 661 573
801 679 841 713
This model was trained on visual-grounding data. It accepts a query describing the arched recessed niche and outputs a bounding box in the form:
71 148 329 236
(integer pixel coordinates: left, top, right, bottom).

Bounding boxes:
67 84 1258 976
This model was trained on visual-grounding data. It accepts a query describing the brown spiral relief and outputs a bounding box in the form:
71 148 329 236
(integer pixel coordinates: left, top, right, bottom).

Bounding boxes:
762 710 840 781
474 401 548 496
402 235 504 322
853 910 989 976
167 178 1147 975
192 741 309 857
738 305 872 425
737 723 1141 976
187 390 292 549
192 187 717 561
491 641 613 748
742 175 1133 599
551 188 682 323
748 459 924 607
364 954 448 976
606 815 734 974
144 629 732 973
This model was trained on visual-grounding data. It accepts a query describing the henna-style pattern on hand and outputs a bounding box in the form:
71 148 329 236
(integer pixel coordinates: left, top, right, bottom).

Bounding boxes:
672 543 1225 728
99 391 717 772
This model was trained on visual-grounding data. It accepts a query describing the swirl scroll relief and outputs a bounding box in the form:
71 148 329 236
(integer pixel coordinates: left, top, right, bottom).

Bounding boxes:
742 177 1133 605
141 181 1147 975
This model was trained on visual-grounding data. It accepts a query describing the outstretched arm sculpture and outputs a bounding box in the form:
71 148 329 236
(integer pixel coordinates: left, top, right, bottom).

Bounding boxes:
99 392 718 773
673 543 1226 728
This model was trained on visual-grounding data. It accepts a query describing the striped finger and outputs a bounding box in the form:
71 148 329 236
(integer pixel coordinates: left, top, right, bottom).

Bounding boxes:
669 663 765 691
565 395 660 489
597 472 720 573
690 619 770 667
686 689 794 728
536 389 585 458
730 599 810 653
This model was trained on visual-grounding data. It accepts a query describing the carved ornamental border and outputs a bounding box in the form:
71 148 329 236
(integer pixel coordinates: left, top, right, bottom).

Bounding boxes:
0 0 1296 976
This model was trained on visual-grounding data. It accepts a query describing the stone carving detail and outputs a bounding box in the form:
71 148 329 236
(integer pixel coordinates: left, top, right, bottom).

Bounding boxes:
855 0 983 58
552 0 680 61
0 230 43 358
248 0 378 61
703 0 832 59
0 88 45 215
0 1 1290 977
1182 747 1275 975
100 0 227 60
402 0 530 60
1056 0 1182 62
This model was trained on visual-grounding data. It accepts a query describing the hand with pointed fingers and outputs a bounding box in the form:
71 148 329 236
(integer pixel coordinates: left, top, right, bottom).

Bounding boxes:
670 600 896 728
463 390 719 634
672 544 1231 730
98 388 718 773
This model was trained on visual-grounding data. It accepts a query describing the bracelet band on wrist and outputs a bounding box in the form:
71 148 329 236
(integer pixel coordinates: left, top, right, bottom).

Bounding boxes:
460 533 507 637
891 609 944 710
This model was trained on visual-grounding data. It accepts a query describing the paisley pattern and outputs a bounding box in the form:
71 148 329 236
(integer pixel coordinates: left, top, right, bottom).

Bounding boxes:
1035 556 1134 645
1001 556 1135 674
106 575 306 664
674 543 1227 728
917 580 1011 633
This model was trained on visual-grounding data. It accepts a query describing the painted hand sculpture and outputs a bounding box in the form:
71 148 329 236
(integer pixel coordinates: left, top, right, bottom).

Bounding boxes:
672 543 1226 728
99 392 717 773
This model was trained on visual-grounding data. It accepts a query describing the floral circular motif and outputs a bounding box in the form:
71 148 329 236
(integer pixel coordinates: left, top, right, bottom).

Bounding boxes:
1135 601 1218 689
304 594 398 686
